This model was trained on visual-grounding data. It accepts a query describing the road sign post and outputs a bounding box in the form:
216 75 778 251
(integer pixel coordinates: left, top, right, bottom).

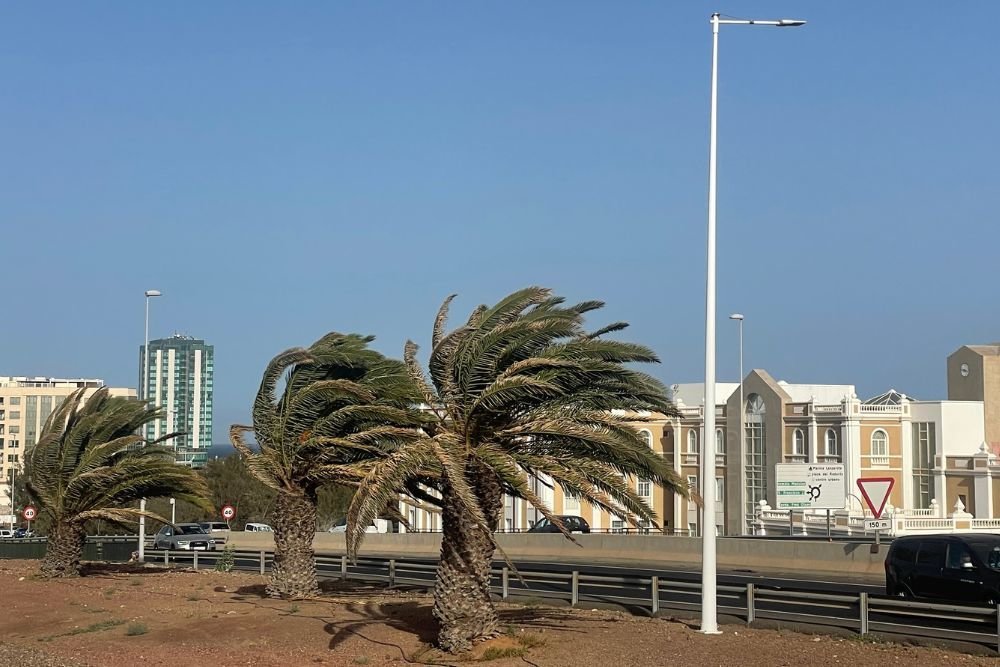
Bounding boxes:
221 504 236 528
22 505 36 535
857 477 895 550
774 464 845 536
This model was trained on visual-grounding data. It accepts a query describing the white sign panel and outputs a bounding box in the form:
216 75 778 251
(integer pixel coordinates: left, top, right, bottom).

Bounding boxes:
864 518 891 531
775 463 846 510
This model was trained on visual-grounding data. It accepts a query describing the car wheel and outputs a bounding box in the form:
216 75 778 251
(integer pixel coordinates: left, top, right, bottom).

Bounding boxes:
985 594 998 607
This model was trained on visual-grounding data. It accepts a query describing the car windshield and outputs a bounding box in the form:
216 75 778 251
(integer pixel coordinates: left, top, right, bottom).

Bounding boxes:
177 525 206 535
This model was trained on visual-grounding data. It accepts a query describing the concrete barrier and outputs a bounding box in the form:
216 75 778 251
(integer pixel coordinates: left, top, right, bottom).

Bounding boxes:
225 532 888 579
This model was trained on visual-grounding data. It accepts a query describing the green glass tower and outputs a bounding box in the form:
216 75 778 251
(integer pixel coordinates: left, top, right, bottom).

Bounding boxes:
139 335 214 467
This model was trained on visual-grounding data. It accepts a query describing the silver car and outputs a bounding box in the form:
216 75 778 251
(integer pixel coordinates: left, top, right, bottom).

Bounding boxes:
198 521 229 545
153 523 216 551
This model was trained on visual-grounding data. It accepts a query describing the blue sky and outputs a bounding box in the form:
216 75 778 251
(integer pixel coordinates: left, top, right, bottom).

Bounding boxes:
1 2 998 443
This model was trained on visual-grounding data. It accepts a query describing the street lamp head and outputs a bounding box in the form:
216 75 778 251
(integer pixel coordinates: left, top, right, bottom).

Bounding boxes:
777 19 807 27
144 289 162 298
729 313 744 321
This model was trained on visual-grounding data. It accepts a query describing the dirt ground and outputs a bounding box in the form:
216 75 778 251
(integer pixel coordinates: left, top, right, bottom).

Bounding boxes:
0 559 995 667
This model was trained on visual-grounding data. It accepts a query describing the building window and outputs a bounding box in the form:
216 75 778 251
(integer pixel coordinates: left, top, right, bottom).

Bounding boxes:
715 477 724 503
715 428 724 455
913 422 936 509
687 475 698 494
9 411 19 420
745 393 767 528
637 479 651 499
638 429 653 450
687 430 699 454
793 429 805 457
8 397 19 405
825 429 839 457
564 493 580 512
871 430 889 466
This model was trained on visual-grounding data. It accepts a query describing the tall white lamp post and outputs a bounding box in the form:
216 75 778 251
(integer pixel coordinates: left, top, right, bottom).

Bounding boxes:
139 289 162 563
701 12 805 635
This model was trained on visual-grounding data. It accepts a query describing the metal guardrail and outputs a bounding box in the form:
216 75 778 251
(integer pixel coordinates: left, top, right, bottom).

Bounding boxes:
2 538 995 652
142 548 1000 653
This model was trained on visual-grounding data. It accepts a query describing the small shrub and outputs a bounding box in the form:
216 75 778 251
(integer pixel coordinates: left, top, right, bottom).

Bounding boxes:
129 577 143 587
125 622 148 637
352 657 370 665
214 545 235 572
518 633 545 648
289 603 301 614
481 646 527 660
186 594 202 602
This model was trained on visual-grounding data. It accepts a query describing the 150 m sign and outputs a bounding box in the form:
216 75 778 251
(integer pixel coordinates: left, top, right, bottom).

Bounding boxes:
774 463 846 510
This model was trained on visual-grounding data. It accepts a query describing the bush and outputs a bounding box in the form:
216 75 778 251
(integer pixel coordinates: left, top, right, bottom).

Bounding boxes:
215 545 235 572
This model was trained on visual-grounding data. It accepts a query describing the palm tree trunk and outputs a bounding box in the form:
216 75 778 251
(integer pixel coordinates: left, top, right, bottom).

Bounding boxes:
267 492 319 598
433 467 503 653
40 521 86 578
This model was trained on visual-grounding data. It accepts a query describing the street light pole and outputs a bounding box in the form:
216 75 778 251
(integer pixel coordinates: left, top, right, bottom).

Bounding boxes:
139 289 161 563
701 12 805 636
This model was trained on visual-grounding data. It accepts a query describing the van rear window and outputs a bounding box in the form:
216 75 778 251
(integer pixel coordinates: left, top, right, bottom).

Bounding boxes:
916 540 946 568
893 542 917 565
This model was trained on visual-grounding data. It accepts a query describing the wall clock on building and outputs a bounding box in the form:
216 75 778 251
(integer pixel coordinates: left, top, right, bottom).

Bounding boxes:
961 363 970 377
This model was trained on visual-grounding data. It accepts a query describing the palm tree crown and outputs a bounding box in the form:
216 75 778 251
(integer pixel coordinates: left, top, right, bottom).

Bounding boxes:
348 286 686 652
26 387 211 529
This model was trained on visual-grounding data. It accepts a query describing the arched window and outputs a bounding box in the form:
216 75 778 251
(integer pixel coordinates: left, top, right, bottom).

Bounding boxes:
871 429 888 465
687 429 699 454
793 429 805 456
825 429 839 456
715 428 724 455
744 394 767 525
638 429 653 449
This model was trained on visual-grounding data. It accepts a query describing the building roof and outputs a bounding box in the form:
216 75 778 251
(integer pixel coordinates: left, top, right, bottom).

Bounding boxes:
966 344 1000 356
775 381 855 404
864 389 914 405
668 383 740 407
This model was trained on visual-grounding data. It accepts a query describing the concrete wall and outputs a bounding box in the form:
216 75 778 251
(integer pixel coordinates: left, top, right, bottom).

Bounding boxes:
227 532 889 579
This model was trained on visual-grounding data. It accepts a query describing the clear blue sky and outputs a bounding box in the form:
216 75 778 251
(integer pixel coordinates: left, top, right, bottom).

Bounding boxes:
2 2 998 443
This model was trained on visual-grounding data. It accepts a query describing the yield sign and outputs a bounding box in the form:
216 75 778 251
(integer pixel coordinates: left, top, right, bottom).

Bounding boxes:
857 477 895 518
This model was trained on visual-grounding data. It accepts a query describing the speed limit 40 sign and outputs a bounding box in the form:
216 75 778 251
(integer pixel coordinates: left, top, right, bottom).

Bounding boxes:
22 505 36 521
221 504 236 521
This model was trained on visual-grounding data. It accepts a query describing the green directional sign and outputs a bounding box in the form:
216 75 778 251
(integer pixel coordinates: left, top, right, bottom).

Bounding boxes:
774 463 846 510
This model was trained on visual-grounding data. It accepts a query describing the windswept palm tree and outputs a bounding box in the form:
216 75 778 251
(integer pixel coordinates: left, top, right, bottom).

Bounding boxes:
25 388 212 578
231 332 426 599
348 287 686 653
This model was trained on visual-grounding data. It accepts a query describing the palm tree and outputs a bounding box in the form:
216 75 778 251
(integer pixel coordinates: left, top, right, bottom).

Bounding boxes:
25 388 212 578
231 332 426 599
348 287 686 653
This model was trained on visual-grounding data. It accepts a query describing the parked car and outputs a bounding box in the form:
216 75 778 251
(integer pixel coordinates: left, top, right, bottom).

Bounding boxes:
0 529 13 539
12 528 34 538
885 533 1000 606
527 515 591 534
198 522 230 544
244 523 273 533
328 518 390 534
153 523 217 551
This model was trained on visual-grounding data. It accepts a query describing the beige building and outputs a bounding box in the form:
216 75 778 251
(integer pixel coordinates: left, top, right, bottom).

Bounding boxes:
1 376 136 520
403 349 1000 537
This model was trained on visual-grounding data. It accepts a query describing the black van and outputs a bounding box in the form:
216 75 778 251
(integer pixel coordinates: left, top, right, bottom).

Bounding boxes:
885 534 1000 606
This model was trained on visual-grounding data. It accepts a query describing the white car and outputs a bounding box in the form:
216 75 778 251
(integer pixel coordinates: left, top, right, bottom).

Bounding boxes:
198 522 230 544
244 523 273 533
0 529 13 539
328 518 388 533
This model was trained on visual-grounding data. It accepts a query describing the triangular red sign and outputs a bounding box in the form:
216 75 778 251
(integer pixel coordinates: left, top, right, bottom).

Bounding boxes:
857 477 895 518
